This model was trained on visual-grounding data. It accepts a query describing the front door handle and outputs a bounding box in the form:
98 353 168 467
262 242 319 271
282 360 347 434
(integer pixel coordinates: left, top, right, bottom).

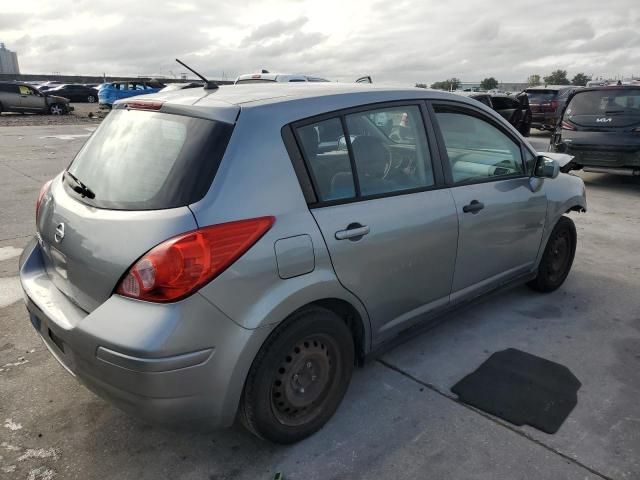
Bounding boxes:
335 223 370 241
462 200 485 214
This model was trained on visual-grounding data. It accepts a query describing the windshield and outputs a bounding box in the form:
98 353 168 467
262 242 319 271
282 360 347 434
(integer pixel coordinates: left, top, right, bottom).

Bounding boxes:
566 89 640 116
67 109 233 210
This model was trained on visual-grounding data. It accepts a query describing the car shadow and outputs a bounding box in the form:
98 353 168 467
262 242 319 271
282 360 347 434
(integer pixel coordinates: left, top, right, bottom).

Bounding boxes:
581 172 640 194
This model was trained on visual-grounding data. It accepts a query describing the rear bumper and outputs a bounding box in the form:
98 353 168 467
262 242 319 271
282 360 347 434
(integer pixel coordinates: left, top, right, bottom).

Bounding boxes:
531 113 557 129
560 144 640 169
19 237 273 428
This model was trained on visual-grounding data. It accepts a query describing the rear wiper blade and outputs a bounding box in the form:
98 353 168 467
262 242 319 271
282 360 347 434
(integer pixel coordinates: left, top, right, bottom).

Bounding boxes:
65 171 95 199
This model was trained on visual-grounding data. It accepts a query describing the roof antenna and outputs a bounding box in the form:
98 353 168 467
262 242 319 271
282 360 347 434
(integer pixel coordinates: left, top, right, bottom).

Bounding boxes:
175 58 218 90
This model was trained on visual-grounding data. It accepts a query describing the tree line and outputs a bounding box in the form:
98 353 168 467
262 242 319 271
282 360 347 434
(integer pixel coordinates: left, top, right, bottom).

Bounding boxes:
419 70 591 91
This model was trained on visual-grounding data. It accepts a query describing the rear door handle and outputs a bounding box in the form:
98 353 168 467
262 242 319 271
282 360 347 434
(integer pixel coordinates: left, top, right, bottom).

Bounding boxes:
462 200 484 214
335 223 370 241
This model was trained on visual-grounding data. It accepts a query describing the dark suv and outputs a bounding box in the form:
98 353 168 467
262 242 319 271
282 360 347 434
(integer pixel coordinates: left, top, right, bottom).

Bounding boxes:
550 85 640 176
526 85 577 131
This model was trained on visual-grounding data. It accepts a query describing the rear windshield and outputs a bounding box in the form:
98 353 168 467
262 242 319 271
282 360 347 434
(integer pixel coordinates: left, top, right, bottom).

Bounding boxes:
66 109 233 210
526 91 557 103
566 89 640 116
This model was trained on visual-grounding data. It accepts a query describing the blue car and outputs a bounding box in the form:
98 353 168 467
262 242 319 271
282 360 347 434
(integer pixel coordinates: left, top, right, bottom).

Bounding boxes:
98 81 165 108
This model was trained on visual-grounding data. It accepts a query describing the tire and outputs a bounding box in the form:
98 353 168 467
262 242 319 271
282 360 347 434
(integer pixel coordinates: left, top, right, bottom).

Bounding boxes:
49 103 64 115
87 95 96 103
527 216 577 293
239 306 354 444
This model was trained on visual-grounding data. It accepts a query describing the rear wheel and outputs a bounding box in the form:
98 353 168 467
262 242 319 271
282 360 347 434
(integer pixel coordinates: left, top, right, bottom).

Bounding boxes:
87 95 96 103
527 216 577 292
239 306 354 444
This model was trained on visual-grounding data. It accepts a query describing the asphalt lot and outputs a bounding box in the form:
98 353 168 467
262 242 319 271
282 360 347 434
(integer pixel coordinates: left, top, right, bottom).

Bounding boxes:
0 124 639 480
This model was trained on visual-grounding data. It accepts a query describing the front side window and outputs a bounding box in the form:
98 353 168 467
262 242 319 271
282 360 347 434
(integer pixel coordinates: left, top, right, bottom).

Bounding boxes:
435 108 524 183
346 106 434 196
19 85 36 95
295 105 435 202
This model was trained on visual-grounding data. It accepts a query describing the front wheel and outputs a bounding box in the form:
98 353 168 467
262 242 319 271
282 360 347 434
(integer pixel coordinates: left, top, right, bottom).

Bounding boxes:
49 103 65 115
239 306 354 444
87 95 96 103
527 216 577 293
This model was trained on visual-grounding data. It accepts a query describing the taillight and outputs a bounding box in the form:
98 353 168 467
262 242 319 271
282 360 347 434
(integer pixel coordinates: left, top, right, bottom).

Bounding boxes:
36 179 52 219
561 120 576 131
116 216 275 302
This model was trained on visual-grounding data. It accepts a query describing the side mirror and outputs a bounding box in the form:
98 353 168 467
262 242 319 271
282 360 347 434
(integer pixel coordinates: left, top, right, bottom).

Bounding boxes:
534 155 560 179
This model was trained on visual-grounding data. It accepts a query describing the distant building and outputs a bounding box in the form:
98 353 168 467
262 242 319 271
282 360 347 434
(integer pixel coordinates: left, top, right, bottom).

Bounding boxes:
0 43 20 74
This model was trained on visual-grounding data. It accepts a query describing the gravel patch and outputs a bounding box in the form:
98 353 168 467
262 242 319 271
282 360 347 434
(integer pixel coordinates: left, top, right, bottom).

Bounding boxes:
0 103 106 127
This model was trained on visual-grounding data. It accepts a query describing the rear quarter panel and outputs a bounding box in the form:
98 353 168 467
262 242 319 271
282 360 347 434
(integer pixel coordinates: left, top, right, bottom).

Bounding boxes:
190 105 371 349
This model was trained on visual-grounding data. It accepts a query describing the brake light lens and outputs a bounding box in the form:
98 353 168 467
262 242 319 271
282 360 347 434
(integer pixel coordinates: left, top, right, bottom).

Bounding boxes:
36 179 52 219
116 216 275 302
561 120 576 131
124 100 163 110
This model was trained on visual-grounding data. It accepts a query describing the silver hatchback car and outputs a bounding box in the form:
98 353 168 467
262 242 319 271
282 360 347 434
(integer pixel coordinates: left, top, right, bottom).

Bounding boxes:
20 83 586 444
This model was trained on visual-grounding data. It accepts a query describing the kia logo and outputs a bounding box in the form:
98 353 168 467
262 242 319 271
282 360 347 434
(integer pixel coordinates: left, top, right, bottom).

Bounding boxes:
54 223 65 243
596 117 612 123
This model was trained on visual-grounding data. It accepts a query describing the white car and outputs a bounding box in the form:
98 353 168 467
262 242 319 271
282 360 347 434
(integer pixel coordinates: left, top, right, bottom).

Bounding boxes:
235 72 330 84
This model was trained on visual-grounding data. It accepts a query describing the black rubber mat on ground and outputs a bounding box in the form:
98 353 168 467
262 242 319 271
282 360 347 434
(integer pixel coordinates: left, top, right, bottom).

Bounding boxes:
451 348 581 434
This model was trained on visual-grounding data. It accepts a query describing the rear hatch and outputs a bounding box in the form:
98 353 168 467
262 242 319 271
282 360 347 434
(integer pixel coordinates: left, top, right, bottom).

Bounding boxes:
36 105 235 312
527 90 558 116
563 88 640 130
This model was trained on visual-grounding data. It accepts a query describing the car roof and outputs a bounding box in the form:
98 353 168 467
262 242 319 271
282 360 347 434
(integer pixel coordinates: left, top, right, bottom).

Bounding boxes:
568 85 640 94
123 83 508 126
148 83 466 107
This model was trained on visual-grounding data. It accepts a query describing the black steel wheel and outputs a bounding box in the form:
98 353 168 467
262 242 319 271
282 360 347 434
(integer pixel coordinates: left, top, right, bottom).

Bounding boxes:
528 216 577 293
240 306 354 444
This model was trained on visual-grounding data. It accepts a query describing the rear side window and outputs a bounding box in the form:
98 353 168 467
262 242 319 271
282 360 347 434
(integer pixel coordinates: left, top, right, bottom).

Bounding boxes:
67 109 233 210
297 118 355 201
0 83 19 93
491 97 519 110
473 95 492 107
434 108 523 183
566 89 640 116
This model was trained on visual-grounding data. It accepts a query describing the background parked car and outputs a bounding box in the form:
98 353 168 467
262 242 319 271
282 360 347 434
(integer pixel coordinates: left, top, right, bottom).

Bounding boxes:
159 82 204 92
36 81 64 92
456 91 532 136
46 84 99 103
550 85 640 176
235 72 330 84
98 80 165 108
0 81 72 115
526 85 578 131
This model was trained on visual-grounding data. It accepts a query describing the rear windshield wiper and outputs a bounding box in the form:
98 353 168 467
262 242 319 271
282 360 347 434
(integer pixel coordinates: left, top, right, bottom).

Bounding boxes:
65 171 96 199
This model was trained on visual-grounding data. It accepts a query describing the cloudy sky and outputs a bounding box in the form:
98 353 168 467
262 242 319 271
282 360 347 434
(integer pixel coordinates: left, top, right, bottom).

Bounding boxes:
1 0 639 84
